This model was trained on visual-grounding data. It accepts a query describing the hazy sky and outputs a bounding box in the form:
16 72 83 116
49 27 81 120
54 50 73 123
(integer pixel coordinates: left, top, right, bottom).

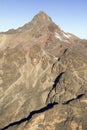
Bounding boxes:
0 0 87 39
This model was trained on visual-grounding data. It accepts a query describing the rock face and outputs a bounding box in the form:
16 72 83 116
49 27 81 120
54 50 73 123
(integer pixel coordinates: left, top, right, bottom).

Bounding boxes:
0 11 87 130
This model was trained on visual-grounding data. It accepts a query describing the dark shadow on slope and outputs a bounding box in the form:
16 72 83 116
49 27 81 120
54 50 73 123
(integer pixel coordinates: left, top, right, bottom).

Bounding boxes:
63 94 85 105
53 72 64 90
58 48 68 61
46 72 64 103
63 48 68 55
1 102 58 130
77 94 85 99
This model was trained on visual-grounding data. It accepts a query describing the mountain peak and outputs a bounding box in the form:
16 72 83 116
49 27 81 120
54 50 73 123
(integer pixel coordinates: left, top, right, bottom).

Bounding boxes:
32 11 52 24
37 11 48 16
36 11 50 18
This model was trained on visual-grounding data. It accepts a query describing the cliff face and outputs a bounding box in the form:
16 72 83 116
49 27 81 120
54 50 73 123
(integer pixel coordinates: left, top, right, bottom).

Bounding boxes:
0 12 87 130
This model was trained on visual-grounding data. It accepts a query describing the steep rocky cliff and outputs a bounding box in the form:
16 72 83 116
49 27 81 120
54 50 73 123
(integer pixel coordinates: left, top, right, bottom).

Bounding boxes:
0 11 87 130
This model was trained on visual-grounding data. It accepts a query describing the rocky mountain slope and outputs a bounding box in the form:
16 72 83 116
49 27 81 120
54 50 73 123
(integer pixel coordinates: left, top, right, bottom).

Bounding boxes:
0 11 87 130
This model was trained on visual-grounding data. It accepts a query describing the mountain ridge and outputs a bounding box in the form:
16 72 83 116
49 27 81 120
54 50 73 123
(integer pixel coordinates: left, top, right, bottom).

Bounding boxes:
0 11 80 57
0 11 80 40
0 11 87 130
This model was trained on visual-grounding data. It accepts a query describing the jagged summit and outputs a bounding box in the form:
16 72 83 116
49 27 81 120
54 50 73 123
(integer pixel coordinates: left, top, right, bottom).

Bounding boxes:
32 11 52 23
1 11 80 53
0 10 87 130
5 11 54 34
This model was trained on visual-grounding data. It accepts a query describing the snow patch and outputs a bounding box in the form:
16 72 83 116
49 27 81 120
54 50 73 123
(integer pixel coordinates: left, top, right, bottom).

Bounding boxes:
63 33 71 39
54 56 58 60
55 32 62 41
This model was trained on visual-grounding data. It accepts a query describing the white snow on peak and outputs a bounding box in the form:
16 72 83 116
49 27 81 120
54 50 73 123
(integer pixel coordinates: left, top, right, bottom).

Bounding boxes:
63 32 71 39
55 32 72 43
55 32 62 41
